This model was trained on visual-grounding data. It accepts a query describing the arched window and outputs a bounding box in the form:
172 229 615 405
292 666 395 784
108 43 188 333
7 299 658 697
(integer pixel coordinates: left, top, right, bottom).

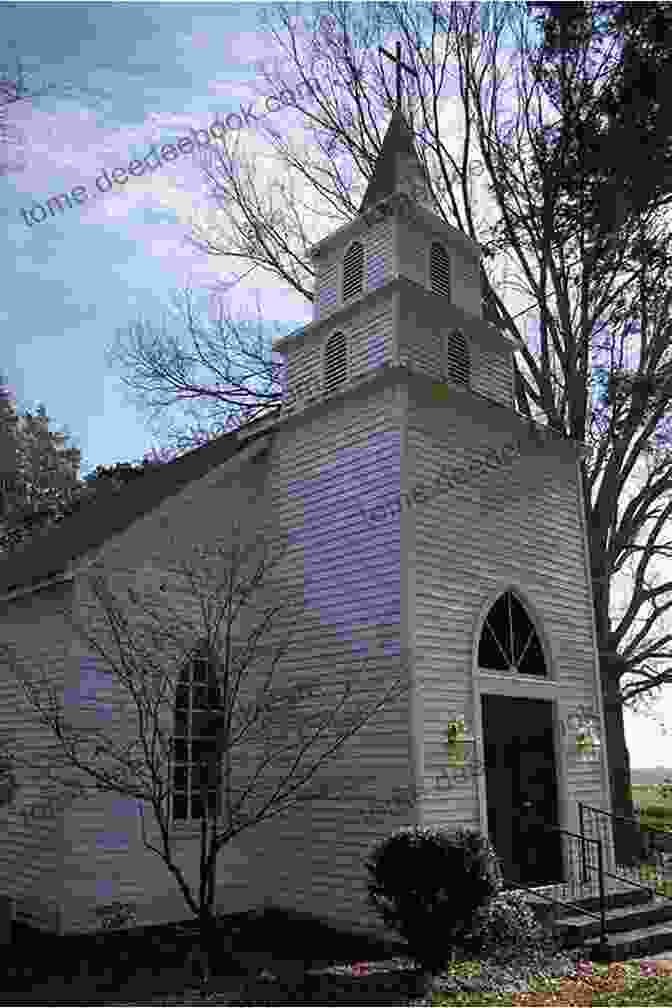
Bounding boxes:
445 328 470 386
430 242 451 299
172 644 222 821
323 331 348 395
478 591 547 676
342 241 364 301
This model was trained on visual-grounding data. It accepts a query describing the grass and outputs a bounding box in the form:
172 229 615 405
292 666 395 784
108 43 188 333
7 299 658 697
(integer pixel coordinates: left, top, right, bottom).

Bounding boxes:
632 785 672 833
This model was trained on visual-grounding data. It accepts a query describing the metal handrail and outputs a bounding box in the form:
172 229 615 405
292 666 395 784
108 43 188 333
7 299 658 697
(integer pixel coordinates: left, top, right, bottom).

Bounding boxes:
578 801 672 902
537 823 608 945
580 800 672 839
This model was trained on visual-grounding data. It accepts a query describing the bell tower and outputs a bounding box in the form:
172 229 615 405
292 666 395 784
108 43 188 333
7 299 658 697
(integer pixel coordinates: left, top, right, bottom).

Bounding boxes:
274 103 516 416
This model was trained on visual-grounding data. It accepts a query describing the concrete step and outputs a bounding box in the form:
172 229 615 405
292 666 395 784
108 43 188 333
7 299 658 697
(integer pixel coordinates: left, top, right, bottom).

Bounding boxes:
582 917 672 962
556 894 672 943
523 879 655 923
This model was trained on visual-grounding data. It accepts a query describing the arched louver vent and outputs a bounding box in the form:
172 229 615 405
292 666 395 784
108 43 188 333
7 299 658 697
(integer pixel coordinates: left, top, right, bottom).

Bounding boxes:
478 591 547 676
324 331 348 395
342 241 364 302
446 329 470 386
430 242 451 299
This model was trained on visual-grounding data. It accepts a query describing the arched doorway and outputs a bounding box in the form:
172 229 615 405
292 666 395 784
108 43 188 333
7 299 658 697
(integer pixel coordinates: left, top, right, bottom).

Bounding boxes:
478 591 563 885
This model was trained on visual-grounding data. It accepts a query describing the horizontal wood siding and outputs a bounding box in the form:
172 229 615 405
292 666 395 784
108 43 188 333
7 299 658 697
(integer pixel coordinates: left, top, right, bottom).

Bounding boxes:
407 388 608 844
459 251 481 317
397 217 426 287
471 344 513 409
57 413 411 935
364 216 393 294
397 285 513 409
396 212 482 318
284 303 394 415
315 256 339 319
314 217 394 323
239 384 412 932
57 443 276 933
0 582 74 931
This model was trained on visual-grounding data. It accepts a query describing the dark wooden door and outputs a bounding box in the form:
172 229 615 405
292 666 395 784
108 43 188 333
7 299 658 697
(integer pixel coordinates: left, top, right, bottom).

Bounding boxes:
482 694 563 885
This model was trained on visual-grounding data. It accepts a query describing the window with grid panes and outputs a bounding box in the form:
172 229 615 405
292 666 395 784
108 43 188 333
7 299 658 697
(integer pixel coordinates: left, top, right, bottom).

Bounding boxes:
430 241 451 299
342 241 364 301
172 650 222 821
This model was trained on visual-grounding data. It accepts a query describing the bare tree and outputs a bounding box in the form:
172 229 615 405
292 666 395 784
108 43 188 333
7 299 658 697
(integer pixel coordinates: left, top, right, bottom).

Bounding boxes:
107 2 672 862
106 289 289 460
0 19 112 176
0 521 409 989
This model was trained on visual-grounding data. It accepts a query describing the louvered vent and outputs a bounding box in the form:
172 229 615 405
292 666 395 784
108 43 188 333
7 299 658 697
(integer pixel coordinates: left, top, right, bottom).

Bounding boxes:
430 242 451 299
342 241 364 302
324 331 348 394
445 329 470 386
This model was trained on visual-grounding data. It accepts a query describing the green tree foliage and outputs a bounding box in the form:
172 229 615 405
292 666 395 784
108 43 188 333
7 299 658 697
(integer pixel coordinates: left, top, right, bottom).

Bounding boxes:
0 377 172 556
0 379 82 554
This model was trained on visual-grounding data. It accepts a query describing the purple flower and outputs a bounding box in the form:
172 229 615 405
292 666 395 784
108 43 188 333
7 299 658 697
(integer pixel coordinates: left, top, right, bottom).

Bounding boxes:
350 962 371 976
639 961 658 977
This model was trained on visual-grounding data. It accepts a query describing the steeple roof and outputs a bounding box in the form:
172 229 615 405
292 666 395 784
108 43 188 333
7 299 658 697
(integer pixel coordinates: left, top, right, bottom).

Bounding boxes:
359 107 431 214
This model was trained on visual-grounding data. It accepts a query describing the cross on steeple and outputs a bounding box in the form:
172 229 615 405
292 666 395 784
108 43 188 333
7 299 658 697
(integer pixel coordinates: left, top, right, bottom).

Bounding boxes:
379 41 419 113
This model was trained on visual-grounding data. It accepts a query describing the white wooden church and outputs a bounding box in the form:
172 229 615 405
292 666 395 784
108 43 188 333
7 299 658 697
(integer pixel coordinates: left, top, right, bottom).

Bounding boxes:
0 105 614 936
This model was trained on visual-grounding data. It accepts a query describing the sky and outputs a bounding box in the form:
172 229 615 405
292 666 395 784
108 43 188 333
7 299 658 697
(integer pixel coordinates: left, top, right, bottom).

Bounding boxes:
1 1 669 770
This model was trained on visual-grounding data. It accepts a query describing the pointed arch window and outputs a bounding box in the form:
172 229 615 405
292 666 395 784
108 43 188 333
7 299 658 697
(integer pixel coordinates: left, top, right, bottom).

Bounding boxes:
430 242 451 300
172 644 223 821
323 331 348 395
478 591 547 676
342 241 364 302
445 328 470 386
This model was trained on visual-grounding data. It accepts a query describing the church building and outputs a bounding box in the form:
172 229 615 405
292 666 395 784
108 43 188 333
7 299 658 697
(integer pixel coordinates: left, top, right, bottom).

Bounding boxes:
0 104 614 936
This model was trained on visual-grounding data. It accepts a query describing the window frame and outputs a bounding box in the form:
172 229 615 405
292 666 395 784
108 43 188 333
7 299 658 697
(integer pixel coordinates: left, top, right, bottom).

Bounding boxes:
476 590 548 678
171 646 223 824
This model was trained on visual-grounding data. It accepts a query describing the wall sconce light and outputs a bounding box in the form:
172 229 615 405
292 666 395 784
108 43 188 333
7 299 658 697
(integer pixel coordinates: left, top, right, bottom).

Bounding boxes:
445 717 476 767
567 706 602 762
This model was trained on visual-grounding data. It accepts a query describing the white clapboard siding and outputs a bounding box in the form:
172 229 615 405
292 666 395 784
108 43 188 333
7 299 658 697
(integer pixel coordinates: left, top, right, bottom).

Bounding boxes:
54 411 412 935
397 216 482 319
471 343 514 409
365 216 393 293
459 254 482 317
315 257 339 319
0 581 74 931
396 282 513 410
283 302 394 414
247 383 413 931
398 219 429 287
407 391 609 847
314 215 395 324
54 442 276 932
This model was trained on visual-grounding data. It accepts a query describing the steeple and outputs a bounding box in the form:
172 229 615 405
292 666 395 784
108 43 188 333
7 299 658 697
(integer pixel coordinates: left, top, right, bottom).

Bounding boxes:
359 107 432 214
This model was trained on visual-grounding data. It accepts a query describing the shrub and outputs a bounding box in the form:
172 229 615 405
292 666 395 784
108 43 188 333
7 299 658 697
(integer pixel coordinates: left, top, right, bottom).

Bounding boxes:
365 826 503 972
460 888 558 964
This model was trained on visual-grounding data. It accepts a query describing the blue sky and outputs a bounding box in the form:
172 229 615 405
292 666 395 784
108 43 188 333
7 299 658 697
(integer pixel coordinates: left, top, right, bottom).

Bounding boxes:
1 1 310 475
1 1 668 769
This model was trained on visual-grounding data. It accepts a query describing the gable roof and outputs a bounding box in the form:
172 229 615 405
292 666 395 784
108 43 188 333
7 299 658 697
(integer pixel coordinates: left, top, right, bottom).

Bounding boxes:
359 107 431 213
0 417 278 600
